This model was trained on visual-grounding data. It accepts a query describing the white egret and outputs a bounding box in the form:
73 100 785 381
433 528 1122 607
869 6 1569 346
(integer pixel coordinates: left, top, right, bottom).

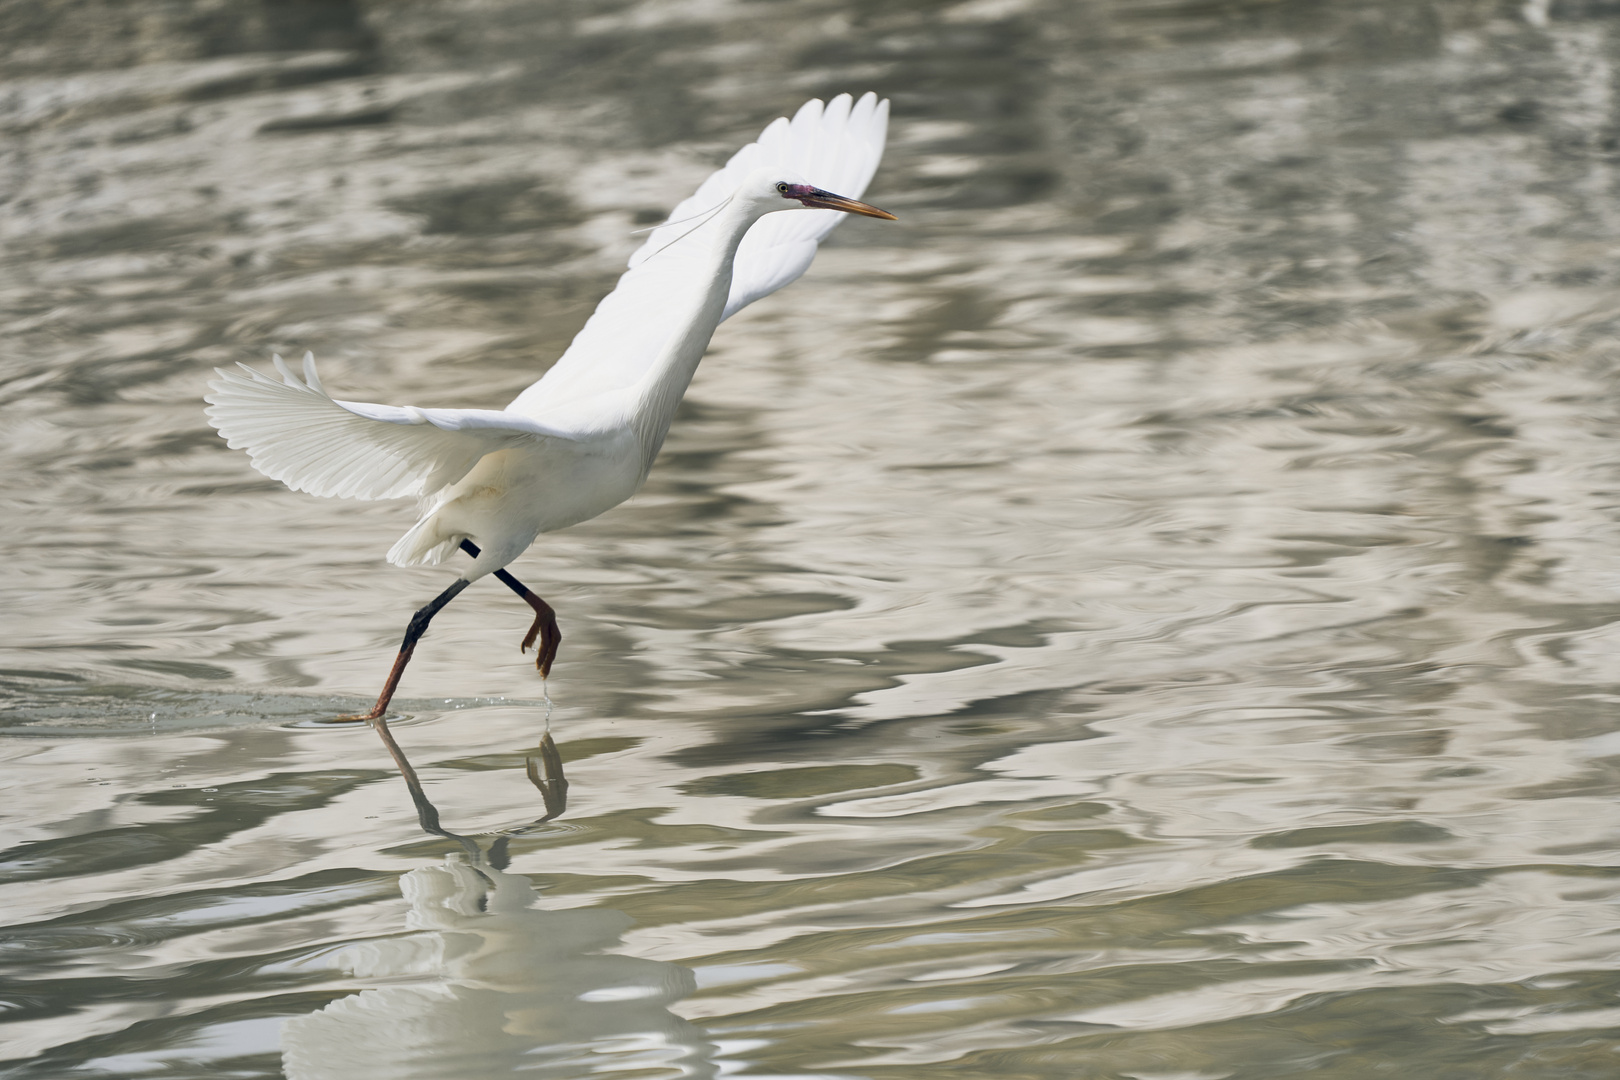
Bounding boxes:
205 93 894 720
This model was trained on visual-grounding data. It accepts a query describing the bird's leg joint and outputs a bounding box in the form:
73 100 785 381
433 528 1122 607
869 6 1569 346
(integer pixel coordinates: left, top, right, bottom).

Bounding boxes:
401 577 471 650
403 607 434 646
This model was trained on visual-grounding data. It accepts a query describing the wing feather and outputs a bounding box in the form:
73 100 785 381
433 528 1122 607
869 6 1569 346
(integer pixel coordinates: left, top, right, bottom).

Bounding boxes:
506 93 889 418
205 353 573 501
684 92 889 320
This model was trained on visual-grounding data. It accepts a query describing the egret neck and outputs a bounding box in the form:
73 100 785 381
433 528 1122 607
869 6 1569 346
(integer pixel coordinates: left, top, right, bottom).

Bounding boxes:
625 194 762 481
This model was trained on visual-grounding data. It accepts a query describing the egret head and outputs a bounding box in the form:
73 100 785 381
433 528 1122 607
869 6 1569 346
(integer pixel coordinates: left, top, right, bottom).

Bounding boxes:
737 167 897 221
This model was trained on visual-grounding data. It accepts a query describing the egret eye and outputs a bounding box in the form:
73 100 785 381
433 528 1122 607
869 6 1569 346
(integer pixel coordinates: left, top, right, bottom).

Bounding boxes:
776 182 790 194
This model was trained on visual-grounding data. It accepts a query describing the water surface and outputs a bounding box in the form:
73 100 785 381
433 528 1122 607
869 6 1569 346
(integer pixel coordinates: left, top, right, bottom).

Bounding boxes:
6 1 1620 1076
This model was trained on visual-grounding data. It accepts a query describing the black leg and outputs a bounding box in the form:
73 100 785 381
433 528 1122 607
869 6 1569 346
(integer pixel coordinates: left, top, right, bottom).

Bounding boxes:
336 577 471 722
460 540 562 677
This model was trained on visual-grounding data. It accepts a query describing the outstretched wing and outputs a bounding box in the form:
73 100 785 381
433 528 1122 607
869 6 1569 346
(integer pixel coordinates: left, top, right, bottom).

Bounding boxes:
205 353 574 501
506 93 889 419
646 92 890 320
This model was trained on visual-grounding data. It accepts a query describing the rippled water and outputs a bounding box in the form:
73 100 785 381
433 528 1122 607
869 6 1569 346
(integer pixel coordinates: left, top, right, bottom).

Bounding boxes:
7 0 1620 1076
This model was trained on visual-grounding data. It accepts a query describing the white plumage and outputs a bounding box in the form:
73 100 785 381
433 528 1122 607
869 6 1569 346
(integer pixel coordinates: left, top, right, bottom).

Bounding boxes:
209 352 578 502
204 94 893 716
208 94 888 573
514 92 889 419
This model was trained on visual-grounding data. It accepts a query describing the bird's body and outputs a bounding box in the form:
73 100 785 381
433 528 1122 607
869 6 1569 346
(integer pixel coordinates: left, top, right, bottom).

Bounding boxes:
205 94 893 717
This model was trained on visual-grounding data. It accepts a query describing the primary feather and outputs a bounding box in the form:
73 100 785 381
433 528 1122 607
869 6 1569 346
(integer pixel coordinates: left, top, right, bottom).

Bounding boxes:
660 92 888 319
506 92 888 420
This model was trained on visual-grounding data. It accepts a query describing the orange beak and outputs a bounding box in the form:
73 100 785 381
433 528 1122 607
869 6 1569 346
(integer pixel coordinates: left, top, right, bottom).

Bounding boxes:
798 188 898 220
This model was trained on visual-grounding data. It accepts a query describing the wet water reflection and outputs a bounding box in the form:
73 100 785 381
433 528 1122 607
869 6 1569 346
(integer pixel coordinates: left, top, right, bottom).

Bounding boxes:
283 849 711 1080
281 730 714 1080
8 0 1620 1076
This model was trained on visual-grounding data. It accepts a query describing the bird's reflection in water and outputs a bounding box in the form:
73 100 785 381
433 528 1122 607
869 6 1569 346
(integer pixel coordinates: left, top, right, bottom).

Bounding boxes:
281 720 717 1079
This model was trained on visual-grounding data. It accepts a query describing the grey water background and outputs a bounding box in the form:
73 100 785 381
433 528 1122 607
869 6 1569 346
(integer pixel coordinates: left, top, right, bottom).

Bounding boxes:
6 0 1620 1075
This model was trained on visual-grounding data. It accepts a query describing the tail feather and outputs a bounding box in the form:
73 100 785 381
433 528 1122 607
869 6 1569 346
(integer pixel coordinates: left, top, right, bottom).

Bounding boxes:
387 513 461 567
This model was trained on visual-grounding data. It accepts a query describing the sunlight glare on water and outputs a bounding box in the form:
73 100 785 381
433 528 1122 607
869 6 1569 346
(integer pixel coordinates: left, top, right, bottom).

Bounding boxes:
5 1 1620 1077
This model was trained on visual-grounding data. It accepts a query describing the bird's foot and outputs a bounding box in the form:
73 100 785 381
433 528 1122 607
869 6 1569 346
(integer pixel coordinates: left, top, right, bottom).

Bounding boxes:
329 644 418 724
520 608 562 679
328 706 387 724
